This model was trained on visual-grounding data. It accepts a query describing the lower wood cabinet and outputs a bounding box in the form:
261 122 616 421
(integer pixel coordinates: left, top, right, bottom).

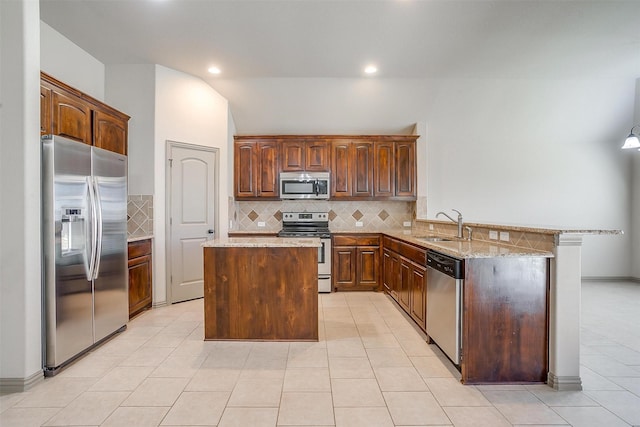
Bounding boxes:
383 234 549 384
383 236 427 330
332 234 380 291
128 239 153 319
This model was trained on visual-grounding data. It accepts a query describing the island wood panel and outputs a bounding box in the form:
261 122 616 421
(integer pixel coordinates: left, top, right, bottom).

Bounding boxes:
204 246 318 341
462 257 549 384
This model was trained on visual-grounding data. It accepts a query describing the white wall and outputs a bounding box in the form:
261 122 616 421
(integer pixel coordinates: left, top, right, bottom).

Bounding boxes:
631 79 640 280
40 21 105 100
211 77 636 278
0 0 42 386
106 64 156 195
154 65 230 304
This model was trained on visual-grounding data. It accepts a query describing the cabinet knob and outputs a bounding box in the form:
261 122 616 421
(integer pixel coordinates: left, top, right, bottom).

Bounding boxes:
207 229 214 234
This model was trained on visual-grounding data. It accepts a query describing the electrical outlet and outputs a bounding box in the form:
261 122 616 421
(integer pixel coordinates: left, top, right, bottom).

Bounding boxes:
499 231 510 242
429 224 434 231
257 221 266 228
403 221 412 227
489 230 498 240
355 221 364 227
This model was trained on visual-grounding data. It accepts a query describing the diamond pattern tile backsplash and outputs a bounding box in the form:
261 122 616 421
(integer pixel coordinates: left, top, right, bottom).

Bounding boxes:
127 195 153 238
232 200 413 232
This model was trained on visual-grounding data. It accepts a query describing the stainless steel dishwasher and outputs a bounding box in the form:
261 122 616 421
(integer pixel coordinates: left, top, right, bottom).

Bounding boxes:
426 250 464 365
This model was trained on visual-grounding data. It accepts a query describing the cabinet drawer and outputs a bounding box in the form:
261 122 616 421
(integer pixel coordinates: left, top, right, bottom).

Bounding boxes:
383 236 426 265
333 234 380 247
128 238 152 259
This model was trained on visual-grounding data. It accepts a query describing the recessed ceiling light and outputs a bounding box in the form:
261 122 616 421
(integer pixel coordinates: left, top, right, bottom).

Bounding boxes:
364 65 378 75
208 66 221 75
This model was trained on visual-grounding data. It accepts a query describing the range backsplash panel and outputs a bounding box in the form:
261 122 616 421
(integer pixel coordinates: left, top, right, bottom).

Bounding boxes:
233 200 413 232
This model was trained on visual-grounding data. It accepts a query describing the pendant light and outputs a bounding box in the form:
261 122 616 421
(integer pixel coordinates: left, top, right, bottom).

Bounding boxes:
621 124 640 150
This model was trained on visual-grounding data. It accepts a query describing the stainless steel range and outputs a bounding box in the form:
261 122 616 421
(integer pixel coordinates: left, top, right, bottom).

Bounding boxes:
278 212 332 292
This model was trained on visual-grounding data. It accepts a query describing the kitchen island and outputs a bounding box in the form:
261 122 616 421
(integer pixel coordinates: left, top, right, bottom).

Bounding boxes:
203 237 320 341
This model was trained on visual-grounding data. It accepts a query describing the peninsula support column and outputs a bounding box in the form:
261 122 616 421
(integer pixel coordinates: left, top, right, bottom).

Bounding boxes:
548 233 583 390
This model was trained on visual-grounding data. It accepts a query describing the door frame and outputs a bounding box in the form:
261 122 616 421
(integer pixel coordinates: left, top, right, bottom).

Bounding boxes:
165 140 219 304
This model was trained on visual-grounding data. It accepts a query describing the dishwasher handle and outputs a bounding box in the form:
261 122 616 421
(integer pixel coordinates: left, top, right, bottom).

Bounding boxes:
426 250 464 279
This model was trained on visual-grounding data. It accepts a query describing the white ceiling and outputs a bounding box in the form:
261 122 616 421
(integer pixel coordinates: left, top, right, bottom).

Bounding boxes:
40 0 640 82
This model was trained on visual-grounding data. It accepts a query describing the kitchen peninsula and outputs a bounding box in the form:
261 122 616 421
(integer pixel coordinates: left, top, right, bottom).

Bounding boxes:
203 237 320 341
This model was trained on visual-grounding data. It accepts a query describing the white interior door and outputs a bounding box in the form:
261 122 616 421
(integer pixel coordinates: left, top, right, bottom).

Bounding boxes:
168 142 217 303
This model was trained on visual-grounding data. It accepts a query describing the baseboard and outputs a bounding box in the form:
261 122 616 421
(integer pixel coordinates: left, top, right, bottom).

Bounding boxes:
547 372 582 391
581 276 640 283
0 370 44 393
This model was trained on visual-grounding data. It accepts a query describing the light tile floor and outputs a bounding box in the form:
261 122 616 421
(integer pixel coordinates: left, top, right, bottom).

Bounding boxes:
2 280 640 426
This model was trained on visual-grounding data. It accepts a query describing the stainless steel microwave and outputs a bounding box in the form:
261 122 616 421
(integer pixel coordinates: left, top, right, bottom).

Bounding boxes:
280 172 330 200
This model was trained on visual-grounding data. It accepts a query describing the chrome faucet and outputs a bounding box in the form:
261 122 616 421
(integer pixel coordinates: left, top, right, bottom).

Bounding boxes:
436 209 464 239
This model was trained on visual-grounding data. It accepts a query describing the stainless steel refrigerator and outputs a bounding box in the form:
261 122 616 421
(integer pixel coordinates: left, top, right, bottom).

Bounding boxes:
42 134 128 375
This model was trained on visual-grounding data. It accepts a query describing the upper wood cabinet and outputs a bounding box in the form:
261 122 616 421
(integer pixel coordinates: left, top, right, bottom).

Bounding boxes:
352 141 374 197
330 139 353 198
40 85 52 136
395 139 416 198
93 109 128 154
281 138 330 172
374 141 394 198
330 139 374 199
234 137 280 199
257 141 279 197
331 136 416 200
51 89 92 145
40 72 129 155
233 134 417 200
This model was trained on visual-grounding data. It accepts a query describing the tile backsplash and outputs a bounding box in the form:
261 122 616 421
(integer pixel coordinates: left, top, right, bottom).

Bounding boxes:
413 219 556 252
232 200 413 232
127 195 153 238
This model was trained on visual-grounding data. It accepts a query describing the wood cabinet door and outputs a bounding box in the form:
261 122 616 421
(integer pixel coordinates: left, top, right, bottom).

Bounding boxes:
331 140 352 198
93 109 128 155
409 262 426 330
234 142 257 198
280 140 304 171
389 252 400 299
374 141 394 198
128 253 152 319
395 140 416 198
356 246 380 290
257 141 279 197
52 89 91 144
332 246 357 289
352 141 374 197
40 84 52 136
383 250 393 295
305 140 330 171
398 258 411 311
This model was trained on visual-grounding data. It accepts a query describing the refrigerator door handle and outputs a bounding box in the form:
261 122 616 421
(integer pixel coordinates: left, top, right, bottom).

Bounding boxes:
87 176 98 281
92 177 103 280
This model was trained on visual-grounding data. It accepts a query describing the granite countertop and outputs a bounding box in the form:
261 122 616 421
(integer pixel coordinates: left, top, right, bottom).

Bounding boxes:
203 237 321 248
416 219 623 236
383 230 554 259
329 229 554 258
128 235 153 243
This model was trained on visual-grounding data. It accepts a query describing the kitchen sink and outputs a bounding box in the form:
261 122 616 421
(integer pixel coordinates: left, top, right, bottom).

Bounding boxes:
417 236 453 242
